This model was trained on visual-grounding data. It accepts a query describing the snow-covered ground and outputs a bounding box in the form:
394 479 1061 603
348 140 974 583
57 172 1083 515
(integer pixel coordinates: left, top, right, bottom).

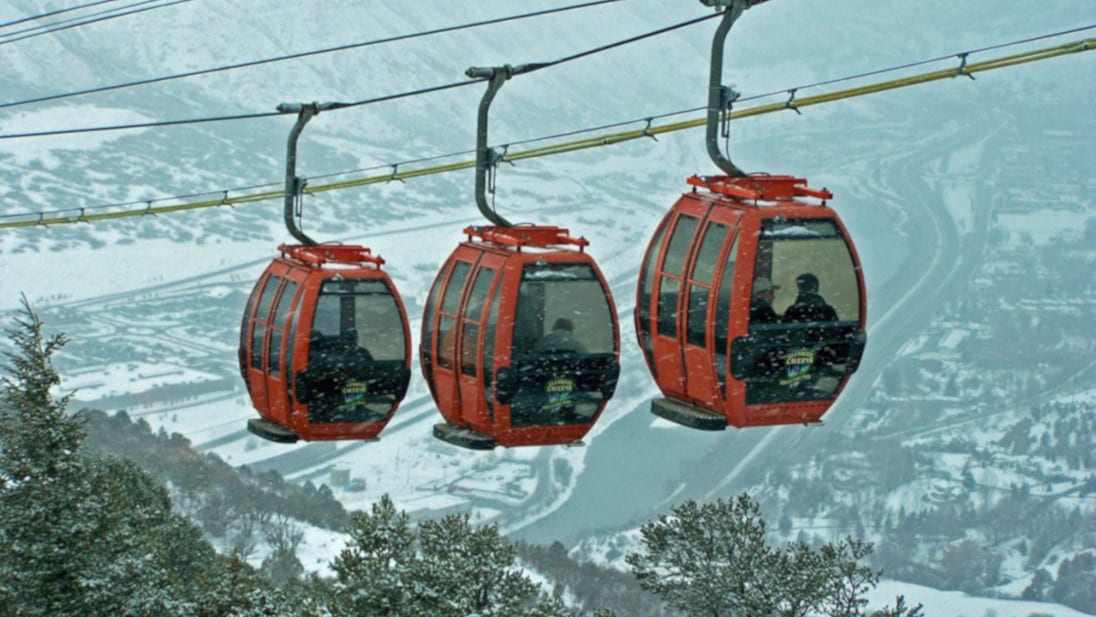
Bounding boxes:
3 0 1093 611
866 580 1091 617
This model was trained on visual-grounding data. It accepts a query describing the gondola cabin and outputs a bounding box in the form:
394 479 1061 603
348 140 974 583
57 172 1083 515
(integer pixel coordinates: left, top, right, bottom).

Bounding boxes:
240 244 411 443
423 225 621 449
636 174 867 429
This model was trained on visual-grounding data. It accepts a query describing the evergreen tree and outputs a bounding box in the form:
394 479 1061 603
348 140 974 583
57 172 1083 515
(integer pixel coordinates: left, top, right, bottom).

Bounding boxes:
1021 568 1054 600
330 494 416 617
412 513 540 616
261 516 306 585
626 495 781 617
626 494 921 617
0 295 82 488
870 596 924 617
0 299 293 617
816 538 878 617
330 495 594 617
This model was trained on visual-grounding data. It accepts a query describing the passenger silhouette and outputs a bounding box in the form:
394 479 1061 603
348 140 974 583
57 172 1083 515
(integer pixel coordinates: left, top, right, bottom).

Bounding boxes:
535 317 587 354
782 273 838 323
749 277 780 324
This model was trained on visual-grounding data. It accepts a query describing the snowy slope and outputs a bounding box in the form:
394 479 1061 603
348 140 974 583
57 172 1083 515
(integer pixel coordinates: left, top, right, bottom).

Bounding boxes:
1 1 1094 613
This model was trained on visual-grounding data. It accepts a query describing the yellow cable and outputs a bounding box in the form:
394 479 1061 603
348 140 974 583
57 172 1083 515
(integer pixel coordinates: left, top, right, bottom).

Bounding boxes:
2 37 1091 230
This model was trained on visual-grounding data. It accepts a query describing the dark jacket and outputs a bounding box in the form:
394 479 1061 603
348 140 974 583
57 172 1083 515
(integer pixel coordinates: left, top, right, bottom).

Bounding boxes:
749 299 779 324
782 292 838 323
535 328 587 354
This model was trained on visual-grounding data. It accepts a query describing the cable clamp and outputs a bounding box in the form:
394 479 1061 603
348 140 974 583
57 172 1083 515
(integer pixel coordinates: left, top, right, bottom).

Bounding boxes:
719 85 740 138
144 200 156 216
720 85 741 109
76 208 88 223
293 178 308 217
386 164 405 184
487 148 500 196
954 52 975 80
36 212 46 226
642 117 658 142
295 176 308 196
784 88 802 115
218 190 231 207
488 144 512 167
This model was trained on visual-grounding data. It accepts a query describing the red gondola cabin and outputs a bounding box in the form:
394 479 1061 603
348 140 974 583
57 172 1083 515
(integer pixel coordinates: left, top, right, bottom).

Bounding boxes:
636 174 867 429
423 225 621 449
240 244 412 442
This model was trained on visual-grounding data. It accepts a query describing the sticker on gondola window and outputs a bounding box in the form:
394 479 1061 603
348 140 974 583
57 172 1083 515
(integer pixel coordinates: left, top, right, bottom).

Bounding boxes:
542 377 575 412
779 349 815 386
339 380 369 410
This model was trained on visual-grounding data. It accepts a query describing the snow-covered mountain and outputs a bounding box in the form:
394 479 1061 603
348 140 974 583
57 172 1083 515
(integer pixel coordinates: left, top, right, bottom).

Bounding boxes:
1 0 1094 613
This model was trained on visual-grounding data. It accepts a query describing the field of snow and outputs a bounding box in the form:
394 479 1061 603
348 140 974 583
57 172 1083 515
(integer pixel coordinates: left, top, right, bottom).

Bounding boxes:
2 0 1093 612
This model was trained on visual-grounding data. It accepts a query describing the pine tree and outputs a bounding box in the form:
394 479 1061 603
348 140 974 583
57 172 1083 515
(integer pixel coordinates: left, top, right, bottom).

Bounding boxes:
330 494 416 617
412 513 540 616
0 299 294 617
626 494 780 617
261 515 306 585
626 494 922 617
0 295 82 488
816 538 878 617
329 495 594 617
870 596 924 617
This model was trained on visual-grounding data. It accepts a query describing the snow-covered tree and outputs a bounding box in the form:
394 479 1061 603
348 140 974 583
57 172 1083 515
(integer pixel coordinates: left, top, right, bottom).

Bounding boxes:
626 494 780 617
0 295 82 489
261 515 306 585
330 494 416 617
412 513 540 616
626 494 921 617
0 299 293 617
330 495 599 617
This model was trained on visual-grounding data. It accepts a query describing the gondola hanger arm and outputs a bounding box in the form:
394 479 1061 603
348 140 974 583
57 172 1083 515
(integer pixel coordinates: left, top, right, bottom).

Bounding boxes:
466 63 548 228
700 0 770 177
276 101 353 246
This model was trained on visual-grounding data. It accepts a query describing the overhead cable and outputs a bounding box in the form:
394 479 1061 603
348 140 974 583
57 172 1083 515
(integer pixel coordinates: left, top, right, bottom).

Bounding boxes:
1 36 1090 229
0 10 720 140
0 0 193 46
736 22 1096 104
0 0 119 30
0 0 166 41
0 0 622 111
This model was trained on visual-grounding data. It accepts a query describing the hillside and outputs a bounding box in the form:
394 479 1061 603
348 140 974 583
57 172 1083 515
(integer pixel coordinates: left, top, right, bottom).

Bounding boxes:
2 0 1094 613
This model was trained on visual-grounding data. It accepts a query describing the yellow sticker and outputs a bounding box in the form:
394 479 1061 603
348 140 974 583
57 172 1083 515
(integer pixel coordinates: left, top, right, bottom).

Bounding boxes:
542 377 576 413
338 380 369 410
779 349 815 386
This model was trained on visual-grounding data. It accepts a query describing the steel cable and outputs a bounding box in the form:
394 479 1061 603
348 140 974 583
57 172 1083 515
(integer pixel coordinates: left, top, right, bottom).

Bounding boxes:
0 35 1091 228
0 0 622 110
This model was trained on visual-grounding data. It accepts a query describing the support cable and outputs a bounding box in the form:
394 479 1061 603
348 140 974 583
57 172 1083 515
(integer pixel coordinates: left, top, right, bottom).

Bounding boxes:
0 0 622 111
735 22 1096 105
0 0 119 30
1 0 157 39
0 11 719 141
0 0 193 46
0 36 1091 229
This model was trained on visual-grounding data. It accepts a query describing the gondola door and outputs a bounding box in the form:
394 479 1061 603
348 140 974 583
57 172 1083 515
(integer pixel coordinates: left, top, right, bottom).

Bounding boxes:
243 269 286 420
264 272 303 431
429 255 475 425
456 256 504 432
680 206 743 410
647 198 707 400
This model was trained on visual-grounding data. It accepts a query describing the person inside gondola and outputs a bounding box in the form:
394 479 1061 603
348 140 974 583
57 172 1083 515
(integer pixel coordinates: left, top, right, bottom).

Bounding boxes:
535 317 587 355
749 277 780 325
782 272 838 323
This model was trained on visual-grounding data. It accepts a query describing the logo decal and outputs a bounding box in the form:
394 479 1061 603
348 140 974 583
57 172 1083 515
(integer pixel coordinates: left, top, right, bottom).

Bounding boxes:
779 349 815 386
542 377 575 413
339 380 369 410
